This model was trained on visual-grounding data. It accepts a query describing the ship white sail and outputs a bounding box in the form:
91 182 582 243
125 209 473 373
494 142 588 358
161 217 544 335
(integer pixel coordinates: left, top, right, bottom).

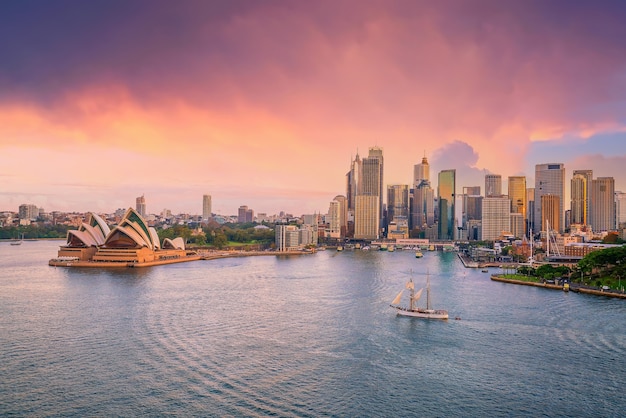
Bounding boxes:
412 288 423 301
405 280 414 290
391 290 404 305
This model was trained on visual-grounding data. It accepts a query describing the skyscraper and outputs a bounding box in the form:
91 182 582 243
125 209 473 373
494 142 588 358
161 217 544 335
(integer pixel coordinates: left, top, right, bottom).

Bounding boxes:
354 147 383 239
345 152 362 212
570 173 588 225
541 194 560 234
615 191 626 230
508 176 526 226
367 146 384 227
534 163 565 233
202 194 212 220
387 184 409 223
481 196 511 241
136 195 146 218
412 180 435 228
438 169 456 240
485 174 502 197
413 155 430 189
591 177 615 233
526 188 535 234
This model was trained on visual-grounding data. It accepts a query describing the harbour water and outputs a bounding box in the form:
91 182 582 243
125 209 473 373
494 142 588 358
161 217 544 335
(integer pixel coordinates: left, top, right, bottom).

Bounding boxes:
1 241 625 416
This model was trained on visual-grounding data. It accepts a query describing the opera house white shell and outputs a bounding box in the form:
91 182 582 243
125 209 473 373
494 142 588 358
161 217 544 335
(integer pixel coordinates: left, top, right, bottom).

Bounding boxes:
54 208 192 265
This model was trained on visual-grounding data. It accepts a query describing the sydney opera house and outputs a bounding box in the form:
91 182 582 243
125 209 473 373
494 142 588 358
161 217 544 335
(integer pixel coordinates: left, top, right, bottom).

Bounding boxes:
49 208 199 267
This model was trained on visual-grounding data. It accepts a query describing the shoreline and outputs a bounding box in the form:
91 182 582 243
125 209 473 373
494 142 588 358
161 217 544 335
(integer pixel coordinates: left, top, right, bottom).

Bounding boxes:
490 275 626 299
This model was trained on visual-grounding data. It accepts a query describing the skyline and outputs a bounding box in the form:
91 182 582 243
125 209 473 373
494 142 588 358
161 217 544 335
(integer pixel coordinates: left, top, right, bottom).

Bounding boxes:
2 1 626 215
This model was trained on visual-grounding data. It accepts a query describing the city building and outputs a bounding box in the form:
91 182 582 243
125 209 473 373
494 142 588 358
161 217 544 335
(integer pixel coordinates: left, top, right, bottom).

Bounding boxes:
354 195 379 240
412 180 434 229
541 194 561 234
238 205 254 223
534 163 565 233
571 171 590 226
508 176 526 222
591 177 615 233
333 195 348 238
485 174 502 197
353 147 383 239
438 169 456 240
526 188 535 234
616 191 626 230
202 194 212 220
136 195 146 218
481 196 511 241
327 200 341 239
387 184 409 224
413 154 430 189
275 224 300 251
18 204 39 221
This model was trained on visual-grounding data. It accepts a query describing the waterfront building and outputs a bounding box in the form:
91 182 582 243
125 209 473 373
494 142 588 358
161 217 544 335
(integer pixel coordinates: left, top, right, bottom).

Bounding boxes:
54 208 187 264
327 200 341 239
354 195 379 240
275 224 300 251
202 195 212 221
481 196 511 241
438 169 456 240
485 174 502 197
333 195 348 238
591 177 615 233
136 195 146 218
534 163 565 233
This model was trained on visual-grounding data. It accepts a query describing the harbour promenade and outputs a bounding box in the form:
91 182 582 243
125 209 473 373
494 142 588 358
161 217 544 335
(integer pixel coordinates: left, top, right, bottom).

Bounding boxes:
490 275 626 299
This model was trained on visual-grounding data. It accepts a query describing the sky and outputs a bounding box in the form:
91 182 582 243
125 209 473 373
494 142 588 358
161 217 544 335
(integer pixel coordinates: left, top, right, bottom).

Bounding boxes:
1 0 626 216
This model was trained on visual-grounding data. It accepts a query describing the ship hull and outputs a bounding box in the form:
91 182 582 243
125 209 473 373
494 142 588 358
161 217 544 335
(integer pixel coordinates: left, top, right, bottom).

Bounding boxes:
393 307 448 320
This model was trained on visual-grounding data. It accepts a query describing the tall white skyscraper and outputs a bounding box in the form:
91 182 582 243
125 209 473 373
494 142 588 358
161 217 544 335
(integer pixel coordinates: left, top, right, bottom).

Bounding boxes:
202 194 212 220
534 163 565 233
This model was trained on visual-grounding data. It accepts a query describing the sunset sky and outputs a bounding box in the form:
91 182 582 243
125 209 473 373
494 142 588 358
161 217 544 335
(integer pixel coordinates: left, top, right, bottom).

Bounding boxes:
1 0 626 216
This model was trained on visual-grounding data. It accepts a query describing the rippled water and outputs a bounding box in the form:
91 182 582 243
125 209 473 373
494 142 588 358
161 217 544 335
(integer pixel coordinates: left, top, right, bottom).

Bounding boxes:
1 241 625 416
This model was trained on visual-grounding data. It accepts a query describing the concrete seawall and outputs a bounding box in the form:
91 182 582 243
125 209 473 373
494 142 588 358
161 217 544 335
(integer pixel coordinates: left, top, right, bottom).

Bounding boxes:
491 275 626 299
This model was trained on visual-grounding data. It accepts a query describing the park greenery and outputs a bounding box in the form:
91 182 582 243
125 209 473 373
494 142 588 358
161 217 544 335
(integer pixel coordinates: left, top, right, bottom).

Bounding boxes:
0 224 69 240
504 245 626 290
157 221 276 250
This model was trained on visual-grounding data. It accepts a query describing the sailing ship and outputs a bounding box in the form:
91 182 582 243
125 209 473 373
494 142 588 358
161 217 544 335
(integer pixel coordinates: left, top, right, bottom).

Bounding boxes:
10 233 24 246
390 272 448 319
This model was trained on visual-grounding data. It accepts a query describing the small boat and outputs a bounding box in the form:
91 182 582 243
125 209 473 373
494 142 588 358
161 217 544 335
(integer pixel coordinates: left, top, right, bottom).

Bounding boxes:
415 251 423 258
563 283 570 292
337 246 343 252
481 269 488 273
388 245 395 252
10 233 24 246
390 271 448 320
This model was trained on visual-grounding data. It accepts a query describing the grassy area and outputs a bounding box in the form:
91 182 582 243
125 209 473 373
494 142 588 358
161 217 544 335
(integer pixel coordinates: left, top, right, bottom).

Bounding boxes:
501 274 542 283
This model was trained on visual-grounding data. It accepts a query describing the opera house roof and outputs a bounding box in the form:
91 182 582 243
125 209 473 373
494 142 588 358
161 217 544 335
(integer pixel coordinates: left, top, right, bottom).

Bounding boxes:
65 208 185 251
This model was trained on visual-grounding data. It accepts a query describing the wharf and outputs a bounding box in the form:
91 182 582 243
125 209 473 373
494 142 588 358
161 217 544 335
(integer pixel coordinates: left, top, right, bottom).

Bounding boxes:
49 255 202 268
